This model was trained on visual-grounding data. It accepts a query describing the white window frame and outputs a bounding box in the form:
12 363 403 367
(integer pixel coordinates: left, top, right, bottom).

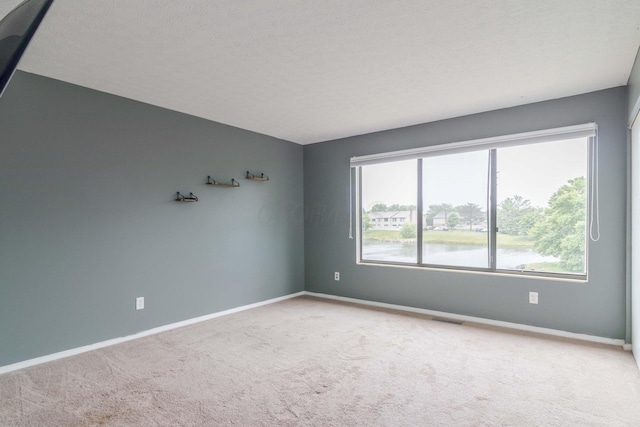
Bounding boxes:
353 123 597 280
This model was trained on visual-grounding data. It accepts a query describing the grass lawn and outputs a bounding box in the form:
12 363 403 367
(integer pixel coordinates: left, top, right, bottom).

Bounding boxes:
364 229 535 249
364 229 404 240
496 234 535 249
523 262 567 273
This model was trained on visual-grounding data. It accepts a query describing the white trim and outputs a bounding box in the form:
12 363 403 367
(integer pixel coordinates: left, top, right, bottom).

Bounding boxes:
2 289 626 376
355 167 362 263
630 96 640 129
0 291 305 375
356 260 588 283
304 292 626 347
350 123 597 167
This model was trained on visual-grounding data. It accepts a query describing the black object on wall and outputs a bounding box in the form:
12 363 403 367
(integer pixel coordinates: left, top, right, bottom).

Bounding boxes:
176 192 198 202
0 0 54 98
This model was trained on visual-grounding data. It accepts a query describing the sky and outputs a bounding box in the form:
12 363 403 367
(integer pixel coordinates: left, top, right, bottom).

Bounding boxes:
361 138 587 211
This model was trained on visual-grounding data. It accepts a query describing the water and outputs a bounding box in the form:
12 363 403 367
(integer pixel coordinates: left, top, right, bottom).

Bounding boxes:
362 241 558 270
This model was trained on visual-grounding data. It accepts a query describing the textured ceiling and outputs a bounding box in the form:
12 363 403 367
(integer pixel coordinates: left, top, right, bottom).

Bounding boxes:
6 0 640 144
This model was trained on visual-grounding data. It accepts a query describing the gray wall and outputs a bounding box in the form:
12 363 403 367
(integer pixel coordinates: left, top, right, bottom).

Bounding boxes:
305 87 628 340
0 72 304 367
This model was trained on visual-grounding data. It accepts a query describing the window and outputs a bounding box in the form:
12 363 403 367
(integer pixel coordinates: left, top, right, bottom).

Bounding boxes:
423 150 489 268
495 139 587 275
361 160 417 264
354 124 594 279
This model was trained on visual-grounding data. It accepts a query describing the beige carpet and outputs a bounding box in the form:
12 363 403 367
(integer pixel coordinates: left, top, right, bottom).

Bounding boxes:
1 296 639 426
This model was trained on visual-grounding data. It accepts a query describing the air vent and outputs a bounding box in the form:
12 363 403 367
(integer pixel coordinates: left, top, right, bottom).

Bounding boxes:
431 317 463 325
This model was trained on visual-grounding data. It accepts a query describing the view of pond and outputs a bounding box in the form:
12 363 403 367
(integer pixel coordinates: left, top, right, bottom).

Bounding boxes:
362 241 558 269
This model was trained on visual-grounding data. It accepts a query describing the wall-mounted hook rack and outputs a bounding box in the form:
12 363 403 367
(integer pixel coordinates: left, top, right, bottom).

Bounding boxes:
176 192 198 202
207 176 240 187
246 171 269 181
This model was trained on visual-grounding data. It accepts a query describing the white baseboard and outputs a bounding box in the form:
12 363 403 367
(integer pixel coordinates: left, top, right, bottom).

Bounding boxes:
304 292 628 348
0 291 305 376
1 290 629 376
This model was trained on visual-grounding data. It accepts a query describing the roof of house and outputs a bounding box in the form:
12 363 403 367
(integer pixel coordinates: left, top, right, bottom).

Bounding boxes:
370 210 412 219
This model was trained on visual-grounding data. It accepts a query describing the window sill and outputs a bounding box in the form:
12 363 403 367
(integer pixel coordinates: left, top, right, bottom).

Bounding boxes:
356 260 588 283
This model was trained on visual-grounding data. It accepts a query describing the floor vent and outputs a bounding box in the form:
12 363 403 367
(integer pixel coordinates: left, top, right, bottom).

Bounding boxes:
431 317 464 325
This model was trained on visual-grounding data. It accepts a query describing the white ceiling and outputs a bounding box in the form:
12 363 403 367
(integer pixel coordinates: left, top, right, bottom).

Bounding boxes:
5 0 640 144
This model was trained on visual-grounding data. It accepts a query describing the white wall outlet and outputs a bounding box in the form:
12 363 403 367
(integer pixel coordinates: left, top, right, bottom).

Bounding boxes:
136 297 144 310
334 272 340 281
529 292 538 305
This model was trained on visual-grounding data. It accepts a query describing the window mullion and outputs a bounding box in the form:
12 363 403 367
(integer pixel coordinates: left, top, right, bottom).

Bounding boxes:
489 149 497 270
358 166 363 262
417 159 423 265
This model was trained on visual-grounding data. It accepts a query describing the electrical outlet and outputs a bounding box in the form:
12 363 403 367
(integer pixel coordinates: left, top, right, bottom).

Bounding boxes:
136 297 144 310
529 292 538 305
334 272 340 281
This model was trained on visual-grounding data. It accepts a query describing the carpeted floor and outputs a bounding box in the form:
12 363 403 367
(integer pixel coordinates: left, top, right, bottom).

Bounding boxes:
1 296 639 426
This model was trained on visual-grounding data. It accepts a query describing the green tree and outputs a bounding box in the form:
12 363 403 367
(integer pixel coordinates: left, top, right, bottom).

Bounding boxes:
446 212 460 229
519 210 543 236
456 203 485 231
400 223 417 238
362 212 372 231
425 203 454 226
376 204 418 212
370 203 388 212
370 203 416 212
531 177 586 272
498 195 542 235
